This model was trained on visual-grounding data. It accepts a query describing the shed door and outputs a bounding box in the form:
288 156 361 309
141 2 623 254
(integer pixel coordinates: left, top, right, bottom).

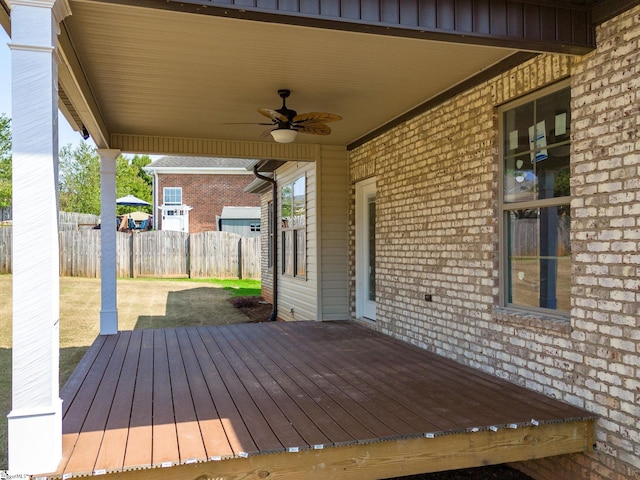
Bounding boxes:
356 178 376 320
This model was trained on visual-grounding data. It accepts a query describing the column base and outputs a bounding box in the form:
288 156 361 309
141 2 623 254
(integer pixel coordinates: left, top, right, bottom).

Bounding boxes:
8 398 63 475
100 308 118 335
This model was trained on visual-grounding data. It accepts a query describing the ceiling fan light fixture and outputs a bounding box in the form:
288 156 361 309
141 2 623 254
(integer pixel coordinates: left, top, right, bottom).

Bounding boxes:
271 128 297 143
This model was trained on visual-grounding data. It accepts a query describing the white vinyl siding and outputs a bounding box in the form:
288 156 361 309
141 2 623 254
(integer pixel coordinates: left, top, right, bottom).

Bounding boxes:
276 161 317 321
317 146 349 320
270 146 348 322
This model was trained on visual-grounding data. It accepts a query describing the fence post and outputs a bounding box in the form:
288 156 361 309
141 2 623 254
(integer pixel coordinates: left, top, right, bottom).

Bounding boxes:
238 237 243 279
130 233 135 278
186 233 191 278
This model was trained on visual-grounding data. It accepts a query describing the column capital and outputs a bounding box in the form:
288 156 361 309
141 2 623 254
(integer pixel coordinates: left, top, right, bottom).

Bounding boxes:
7 0 71 24
97 148 122 161
8 0 72 44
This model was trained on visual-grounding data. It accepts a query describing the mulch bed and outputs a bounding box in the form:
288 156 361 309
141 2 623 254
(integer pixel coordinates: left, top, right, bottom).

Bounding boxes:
229 296 534 480
229 296 275 322
386 465 533 479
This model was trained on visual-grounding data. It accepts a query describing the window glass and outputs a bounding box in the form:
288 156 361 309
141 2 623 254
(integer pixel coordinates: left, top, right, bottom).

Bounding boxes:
295 229 306 277
506 208 571 311
503 101 534 155
281 184 292 229
293 176 306 227
504 153 536 203
503 87 570 203
164 187 182 205
281 175 306 278
283 230 294 276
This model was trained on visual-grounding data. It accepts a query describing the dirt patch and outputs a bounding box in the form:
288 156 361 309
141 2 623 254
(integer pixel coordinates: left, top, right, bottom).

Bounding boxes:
229 296 274 322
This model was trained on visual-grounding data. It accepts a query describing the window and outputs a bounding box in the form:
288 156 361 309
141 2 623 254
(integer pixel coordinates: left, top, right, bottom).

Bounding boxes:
267 201 273 269
281 176 306 278
163 187 182 205
250 223 261 232
500 82 570 316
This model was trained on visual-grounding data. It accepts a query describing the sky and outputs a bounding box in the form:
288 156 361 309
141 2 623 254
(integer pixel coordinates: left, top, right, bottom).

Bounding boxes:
1 28 91 149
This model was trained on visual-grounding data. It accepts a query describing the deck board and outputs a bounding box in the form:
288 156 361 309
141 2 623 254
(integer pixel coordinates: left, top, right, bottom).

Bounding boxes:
63 331 132 474
228 324 356 446
218 325 332 448
165 328 208 463
186 327 257 456
122 329 154 469
48 321 596 479
151 329 180 466
94 330 142 472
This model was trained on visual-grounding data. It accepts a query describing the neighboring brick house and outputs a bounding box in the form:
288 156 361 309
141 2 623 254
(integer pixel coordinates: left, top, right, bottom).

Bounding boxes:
144 156 260 233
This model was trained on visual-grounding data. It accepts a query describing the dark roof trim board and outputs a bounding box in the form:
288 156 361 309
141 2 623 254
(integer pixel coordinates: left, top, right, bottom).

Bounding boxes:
592 0 640 24
87 0 597 54
347 51 538 150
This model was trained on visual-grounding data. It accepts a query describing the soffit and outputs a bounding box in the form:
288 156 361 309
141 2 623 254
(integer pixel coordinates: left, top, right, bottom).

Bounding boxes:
60 0 518 149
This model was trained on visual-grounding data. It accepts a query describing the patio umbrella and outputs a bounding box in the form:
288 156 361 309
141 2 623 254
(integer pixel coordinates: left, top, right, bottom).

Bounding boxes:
128 211 151 221
116 194 150 207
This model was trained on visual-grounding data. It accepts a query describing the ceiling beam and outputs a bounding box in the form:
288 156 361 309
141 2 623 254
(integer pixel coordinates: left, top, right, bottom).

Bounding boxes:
108 133 321 161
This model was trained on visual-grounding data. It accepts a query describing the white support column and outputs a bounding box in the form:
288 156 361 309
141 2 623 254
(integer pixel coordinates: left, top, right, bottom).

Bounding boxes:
98 149 120 335
7 0 70 474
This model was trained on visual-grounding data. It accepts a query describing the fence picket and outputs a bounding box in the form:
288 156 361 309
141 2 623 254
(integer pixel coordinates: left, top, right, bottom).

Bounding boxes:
0 228 260 279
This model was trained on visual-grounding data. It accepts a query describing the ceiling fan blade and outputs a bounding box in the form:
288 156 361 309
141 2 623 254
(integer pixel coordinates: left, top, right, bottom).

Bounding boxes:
260 128 275 138
293 112 342 124
258 108 288 123
297 123 331 135
222 122 275 125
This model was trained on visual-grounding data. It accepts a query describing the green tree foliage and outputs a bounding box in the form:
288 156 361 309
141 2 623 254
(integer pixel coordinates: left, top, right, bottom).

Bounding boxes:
58 142 101 215
0 114 11 207
58 145 153 216
116 154 152 215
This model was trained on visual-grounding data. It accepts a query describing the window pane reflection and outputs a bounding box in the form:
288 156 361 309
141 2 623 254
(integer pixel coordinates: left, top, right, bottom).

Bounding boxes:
506 207 571 312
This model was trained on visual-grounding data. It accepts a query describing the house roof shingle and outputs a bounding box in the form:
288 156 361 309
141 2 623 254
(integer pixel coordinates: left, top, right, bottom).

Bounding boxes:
146 156 257 169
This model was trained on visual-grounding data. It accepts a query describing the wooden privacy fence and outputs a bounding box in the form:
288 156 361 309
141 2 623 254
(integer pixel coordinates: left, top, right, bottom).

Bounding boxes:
0 228 261 279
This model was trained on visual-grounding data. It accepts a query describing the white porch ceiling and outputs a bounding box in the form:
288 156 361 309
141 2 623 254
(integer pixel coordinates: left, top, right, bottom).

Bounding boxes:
59 0 518 150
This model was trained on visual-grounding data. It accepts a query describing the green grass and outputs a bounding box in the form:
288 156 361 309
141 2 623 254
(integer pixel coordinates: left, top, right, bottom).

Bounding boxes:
171 278 262 297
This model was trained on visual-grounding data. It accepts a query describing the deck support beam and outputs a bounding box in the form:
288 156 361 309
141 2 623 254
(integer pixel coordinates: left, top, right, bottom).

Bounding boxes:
93 422 595 480
7 0 70 473
98 148 120 335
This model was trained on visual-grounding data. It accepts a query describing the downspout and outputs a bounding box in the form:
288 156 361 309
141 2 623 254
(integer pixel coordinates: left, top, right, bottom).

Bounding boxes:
152 171 159 230
253 164 278 321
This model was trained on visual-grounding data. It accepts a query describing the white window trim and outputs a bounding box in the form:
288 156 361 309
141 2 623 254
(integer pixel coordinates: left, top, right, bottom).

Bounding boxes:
355 176 376 321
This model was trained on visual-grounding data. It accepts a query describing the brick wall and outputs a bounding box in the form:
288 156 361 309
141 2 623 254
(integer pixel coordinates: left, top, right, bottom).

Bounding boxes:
348 5 640 480
157 173 259 233
259 192 274 303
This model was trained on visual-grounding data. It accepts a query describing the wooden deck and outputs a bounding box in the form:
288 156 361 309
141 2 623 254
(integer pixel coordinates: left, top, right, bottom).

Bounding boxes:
46 321 595 479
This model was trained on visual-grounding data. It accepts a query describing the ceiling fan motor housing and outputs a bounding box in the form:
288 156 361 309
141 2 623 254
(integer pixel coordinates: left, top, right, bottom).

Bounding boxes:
276 89 297 127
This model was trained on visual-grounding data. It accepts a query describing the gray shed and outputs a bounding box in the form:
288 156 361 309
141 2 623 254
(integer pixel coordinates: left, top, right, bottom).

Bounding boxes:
218 206 261 237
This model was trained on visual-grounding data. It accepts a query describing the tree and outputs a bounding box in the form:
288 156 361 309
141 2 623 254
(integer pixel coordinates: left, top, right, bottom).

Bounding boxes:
58 142 101 215
56 143 155 216
0 114 11 207
116 154 153 215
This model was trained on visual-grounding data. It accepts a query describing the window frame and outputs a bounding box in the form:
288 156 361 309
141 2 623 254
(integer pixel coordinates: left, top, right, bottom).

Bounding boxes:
498 79 571 319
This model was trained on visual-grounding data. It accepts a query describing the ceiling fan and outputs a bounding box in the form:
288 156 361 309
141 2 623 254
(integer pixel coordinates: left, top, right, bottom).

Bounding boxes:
252 89 342 143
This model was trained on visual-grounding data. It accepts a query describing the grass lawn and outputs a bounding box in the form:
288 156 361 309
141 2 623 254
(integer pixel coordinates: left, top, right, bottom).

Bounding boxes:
0 274 260 470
